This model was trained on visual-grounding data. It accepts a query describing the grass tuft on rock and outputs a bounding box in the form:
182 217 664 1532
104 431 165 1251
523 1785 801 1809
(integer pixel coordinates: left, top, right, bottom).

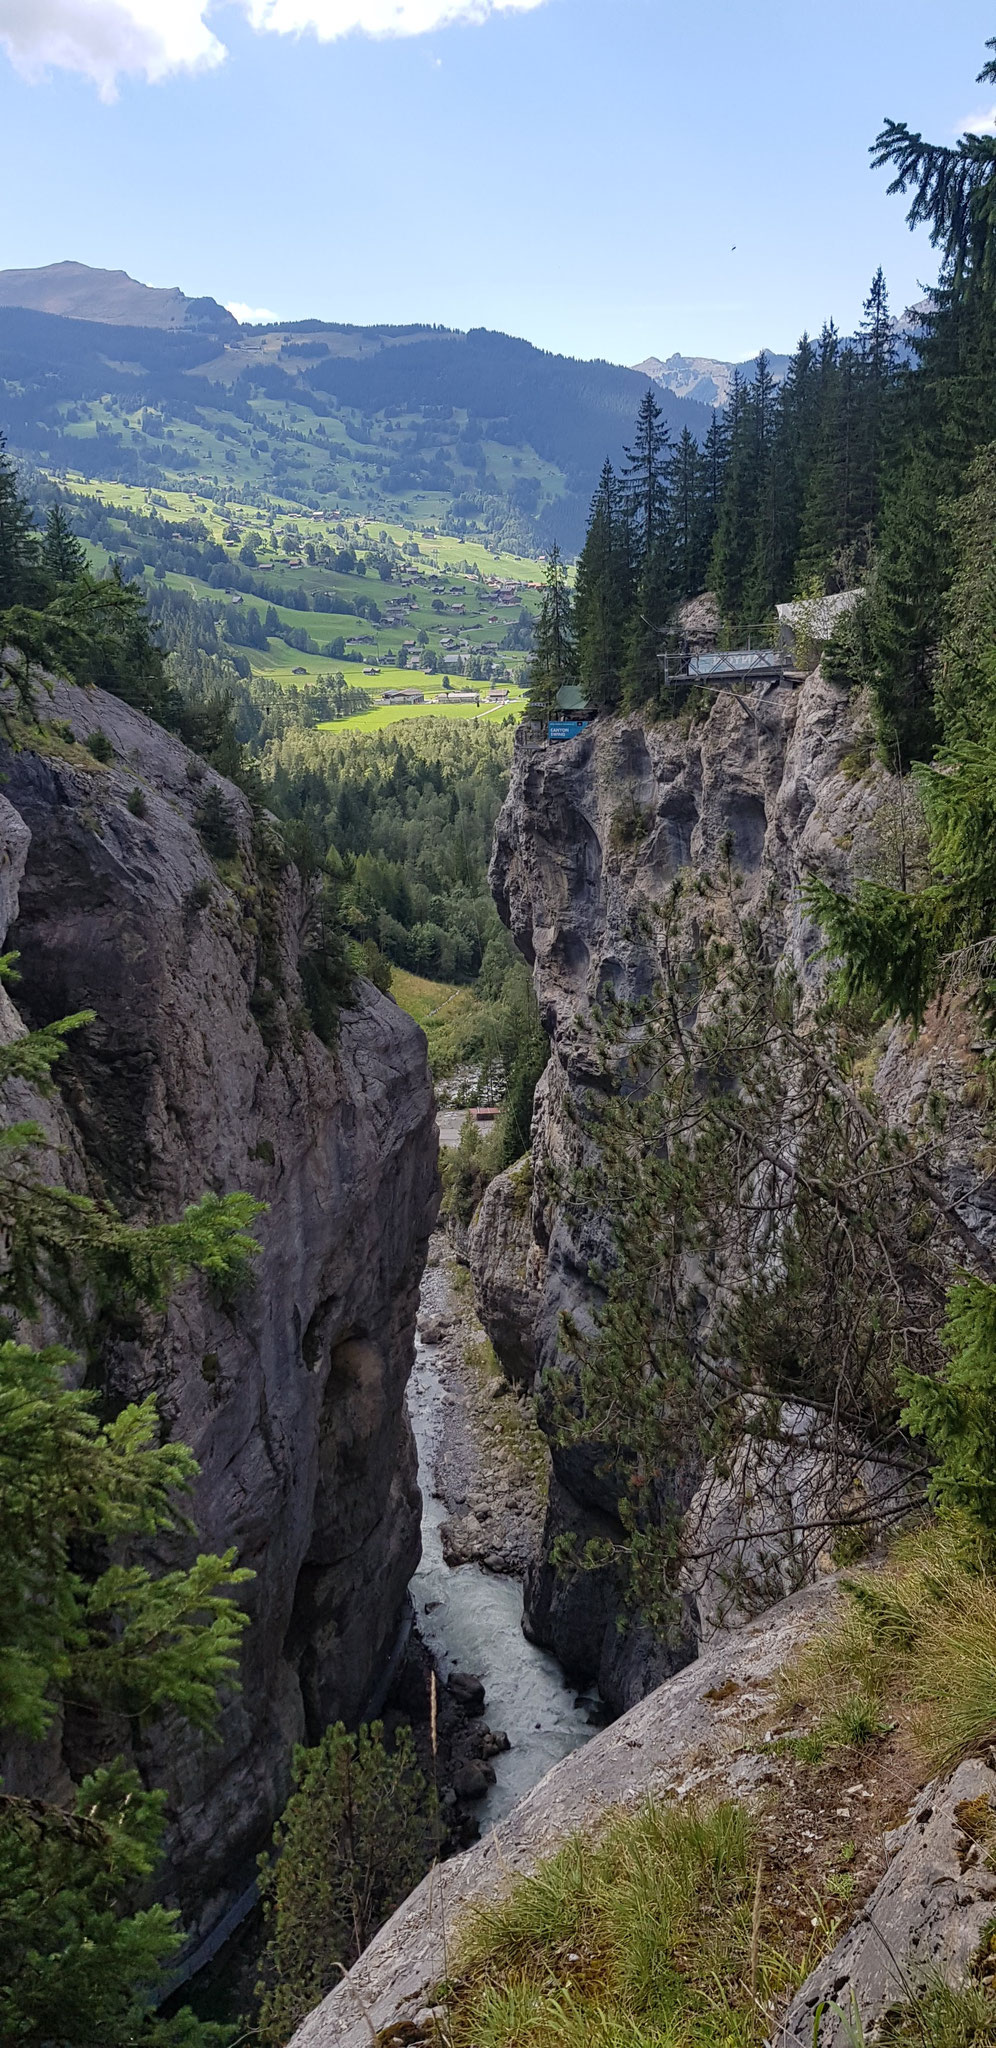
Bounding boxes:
443 1799 825 2047
783 1518 996 1773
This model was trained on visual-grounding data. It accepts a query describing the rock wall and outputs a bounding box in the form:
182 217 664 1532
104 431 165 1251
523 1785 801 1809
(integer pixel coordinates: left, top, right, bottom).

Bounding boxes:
484 674 990 1708
0 680 438 1952
466 1154 542 1387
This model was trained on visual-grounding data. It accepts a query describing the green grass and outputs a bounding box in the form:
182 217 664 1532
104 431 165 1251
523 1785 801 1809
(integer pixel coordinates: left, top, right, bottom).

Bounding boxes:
443 1799 827 2048
59 466 540 712
771 1695 890 1766
782 1518 996 1774
321 689 525 733
390 970 489 1076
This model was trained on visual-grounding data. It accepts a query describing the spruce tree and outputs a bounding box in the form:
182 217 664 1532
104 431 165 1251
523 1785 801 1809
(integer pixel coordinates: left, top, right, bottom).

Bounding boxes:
41 502 87 586
796 324 867 591
622 541 675 710
526 541 576 720
667 428 710 599
865 443 943 765
619 388 676 703
701 409 729 576
0 432 40 609
740 351 785 622
710 366 771 632
623 387 671 564
872 40 996 301
574 461 630 711
758 330 819 600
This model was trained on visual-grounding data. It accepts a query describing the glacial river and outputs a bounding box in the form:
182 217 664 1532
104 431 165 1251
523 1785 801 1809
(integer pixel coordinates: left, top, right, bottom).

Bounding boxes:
407 1340 595 1828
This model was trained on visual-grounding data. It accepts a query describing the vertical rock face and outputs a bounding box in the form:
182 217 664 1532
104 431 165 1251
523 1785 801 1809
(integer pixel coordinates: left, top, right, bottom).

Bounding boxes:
486 675 989 1710
0 681 438 1950
467 1156 543 1386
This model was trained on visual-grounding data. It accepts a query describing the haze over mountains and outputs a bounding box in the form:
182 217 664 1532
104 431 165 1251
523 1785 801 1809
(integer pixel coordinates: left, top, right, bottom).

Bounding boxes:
0 262 715 554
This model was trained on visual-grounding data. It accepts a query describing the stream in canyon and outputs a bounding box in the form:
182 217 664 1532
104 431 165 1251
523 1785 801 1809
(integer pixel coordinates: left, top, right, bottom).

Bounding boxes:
407 1337 595 1827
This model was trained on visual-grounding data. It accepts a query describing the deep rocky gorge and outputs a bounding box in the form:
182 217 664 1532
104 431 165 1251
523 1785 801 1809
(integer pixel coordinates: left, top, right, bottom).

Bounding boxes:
0 678 438 1958
297 669 996 2046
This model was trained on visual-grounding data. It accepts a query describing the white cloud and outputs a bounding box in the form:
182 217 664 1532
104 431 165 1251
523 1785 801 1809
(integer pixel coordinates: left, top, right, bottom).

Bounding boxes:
961 106 996 135
0 0 546 97
241 0 545 37
0 0 224 100
226 300 279 324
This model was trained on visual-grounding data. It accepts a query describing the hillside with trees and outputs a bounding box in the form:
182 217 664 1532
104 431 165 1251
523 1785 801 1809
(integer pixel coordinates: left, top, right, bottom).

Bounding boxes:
0 294 711 558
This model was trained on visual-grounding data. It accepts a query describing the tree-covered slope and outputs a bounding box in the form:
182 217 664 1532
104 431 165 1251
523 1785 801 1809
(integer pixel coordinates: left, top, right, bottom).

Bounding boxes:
0 292 711 554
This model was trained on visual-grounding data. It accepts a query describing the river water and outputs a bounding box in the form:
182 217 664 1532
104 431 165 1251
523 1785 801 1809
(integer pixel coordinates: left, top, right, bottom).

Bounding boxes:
407 1340 595 1828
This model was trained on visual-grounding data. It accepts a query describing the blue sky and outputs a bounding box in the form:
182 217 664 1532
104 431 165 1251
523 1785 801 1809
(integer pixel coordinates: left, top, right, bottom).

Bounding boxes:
2 0 994 365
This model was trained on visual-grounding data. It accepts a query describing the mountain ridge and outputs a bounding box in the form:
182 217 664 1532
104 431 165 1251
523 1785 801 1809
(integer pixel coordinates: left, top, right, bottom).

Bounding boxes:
0 259 238 335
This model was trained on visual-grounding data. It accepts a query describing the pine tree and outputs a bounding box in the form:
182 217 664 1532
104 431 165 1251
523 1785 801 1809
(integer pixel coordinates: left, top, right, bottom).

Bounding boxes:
256 1721 434 2047
40 503 87 586
526 541 575 720
622 387 671 566
0 431 40 609
667 429 710 600
574 461 631 710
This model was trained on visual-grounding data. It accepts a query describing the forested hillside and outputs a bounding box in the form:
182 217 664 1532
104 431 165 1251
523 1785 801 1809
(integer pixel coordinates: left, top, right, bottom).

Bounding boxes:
0 295 710 556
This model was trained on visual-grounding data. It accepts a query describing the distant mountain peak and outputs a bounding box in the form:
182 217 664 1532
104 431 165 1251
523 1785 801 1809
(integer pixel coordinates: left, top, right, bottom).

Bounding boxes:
0 261 237 335
635 305 931 409
632 350 790 408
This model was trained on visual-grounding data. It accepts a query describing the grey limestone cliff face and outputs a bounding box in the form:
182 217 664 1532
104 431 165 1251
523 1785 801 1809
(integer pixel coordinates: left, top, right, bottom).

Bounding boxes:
485 673 991 1709
466 1154 542 1386
0 680 438 1951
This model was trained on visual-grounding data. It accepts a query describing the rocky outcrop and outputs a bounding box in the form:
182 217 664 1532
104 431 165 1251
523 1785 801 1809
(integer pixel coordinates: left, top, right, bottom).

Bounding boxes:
289 1577 837 2047
777 1758 996 2045
0 680 438 1954
466 1154 542 1386
486 676 989 1708
300 1564 996 2048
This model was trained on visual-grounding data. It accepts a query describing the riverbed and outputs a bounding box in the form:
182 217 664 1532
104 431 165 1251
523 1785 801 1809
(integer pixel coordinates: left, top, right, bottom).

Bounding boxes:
407 1334 595 1827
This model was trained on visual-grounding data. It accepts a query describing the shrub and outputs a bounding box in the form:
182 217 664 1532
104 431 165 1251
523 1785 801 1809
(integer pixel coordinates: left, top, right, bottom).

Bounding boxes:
256 1721 434 2048
185 877 213 914
195 784 239 863
126 786 147 818
87 726 114 763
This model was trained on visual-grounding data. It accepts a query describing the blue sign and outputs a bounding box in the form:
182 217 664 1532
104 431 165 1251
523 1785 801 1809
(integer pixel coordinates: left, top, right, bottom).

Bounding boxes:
548 719 585 740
